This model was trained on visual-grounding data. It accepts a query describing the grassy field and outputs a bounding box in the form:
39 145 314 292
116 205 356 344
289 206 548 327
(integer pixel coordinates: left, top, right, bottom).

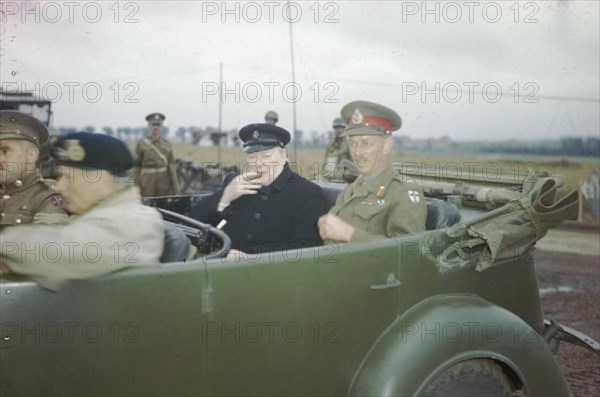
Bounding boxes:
170 144 600 224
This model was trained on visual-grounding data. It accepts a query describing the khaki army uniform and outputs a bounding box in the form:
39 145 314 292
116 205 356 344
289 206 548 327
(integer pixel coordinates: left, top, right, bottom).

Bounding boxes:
0 110 67 228
0 173 66 228
322 137 351 181
329 163 426 242
135 137 180 197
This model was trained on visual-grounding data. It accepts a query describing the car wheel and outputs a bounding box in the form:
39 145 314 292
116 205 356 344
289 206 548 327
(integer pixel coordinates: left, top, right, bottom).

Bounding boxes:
421 359 513 397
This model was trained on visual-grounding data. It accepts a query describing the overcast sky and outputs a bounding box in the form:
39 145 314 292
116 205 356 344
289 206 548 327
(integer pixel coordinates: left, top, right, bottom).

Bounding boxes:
1 0 599 140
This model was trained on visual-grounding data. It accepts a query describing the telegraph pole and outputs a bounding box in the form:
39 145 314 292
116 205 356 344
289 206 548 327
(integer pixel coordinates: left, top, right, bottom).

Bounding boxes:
287 0 298 162
218 62 223 165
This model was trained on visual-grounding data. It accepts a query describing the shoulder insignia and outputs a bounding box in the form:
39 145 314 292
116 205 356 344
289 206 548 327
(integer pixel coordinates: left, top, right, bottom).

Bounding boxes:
408 190 421 204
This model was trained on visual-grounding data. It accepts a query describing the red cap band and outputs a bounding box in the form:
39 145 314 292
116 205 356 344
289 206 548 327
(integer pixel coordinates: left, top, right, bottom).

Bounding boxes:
347 116 394 132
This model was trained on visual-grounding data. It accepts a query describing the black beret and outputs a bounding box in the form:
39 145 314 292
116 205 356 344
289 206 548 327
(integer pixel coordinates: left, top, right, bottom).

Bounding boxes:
239 123 291 153
145 112 166 124
52 132 134 176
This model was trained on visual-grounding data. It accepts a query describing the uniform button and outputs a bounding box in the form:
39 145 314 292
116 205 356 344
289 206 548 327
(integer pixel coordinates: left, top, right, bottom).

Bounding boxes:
0 213 4 218
15 180 23 187
246 233 253 240
261 195 268 201
15 219 21 224
2 195 9 199
254 213 261 220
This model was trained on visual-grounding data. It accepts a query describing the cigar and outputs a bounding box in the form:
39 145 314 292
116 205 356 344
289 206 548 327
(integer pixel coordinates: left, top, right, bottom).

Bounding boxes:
245 170 263 181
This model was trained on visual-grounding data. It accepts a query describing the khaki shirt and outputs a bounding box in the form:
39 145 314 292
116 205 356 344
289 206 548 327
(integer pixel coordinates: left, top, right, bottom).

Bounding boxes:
0 186 164 290
135 137 180 194
322 137 351 181
329 163 426 242
0 173 66 228
136 137 174 168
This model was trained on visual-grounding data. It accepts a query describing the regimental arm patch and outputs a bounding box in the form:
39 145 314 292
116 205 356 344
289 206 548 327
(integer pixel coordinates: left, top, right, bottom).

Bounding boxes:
408 190 420 204
50 194 63 207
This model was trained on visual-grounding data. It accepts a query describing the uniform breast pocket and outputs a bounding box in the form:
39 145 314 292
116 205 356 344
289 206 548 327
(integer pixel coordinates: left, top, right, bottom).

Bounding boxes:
0 210 34 226
353 204 387 231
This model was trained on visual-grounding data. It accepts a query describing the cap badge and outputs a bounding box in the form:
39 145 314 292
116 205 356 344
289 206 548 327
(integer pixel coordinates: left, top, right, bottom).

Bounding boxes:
64 139 86 162
352 109 364 124
253 130 260 139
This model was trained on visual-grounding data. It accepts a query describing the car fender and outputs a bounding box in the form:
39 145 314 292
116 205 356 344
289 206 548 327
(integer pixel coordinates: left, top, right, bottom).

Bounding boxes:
348 293 571 397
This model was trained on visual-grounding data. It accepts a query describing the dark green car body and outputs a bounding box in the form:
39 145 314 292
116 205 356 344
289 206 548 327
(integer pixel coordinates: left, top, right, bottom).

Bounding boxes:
1 178 597 396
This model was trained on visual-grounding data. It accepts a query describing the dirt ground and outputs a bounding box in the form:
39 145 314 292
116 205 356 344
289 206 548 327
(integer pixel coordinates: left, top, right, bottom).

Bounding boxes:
535 227 600 396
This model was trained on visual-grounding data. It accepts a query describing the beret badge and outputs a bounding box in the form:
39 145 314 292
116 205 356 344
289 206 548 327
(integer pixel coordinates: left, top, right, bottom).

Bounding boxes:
55 139 86 162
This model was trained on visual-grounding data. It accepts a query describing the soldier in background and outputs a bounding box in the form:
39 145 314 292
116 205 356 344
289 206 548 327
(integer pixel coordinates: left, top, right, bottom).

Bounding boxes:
322 117 351 181
264 110 278 125
318 101 426 243
135 112 180 197
0 110 66 228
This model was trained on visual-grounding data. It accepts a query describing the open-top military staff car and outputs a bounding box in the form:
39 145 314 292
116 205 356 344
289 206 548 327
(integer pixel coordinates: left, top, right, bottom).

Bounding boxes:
1 165 598 396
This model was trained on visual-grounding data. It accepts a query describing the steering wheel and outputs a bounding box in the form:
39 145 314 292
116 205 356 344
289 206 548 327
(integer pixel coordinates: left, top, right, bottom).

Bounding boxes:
157 208 231 259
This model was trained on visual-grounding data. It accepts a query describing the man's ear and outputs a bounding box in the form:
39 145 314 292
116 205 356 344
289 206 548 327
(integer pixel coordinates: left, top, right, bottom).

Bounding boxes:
26 146 40 163
382 136 394 155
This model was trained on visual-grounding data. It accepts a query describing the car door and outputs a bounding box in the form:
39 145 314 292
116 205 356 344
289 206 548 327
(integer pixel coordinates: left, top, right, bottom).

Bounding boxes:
204 241 401 396
1 263 210 397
